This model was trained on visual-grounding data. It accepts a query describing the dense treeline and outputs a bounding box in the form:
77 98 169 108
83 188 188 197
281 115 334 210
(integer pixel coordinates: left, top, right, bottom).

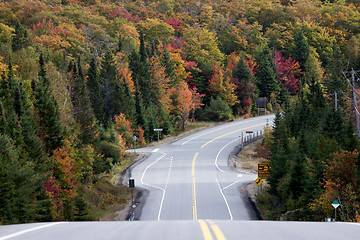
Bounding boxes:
1 0 360 223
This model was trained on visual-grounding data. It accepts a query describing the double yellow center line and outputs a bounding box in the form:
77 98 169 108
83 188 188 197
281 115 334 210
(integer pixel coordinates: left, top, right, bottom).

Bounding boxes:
198 219 226 240
192 152 226 240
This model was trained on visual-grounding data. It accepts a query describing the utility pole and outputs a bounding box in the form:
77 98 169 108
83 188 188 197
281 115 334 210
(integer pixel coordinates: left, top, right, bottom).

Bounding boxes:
335 91 338 111
343 69 360 138
329 91 340 111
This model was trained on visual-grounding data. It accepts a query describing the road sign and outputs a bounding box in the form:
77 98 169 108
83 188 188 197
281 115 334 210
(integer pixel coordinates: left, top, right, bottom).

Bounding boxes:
153 128 163 131
254 178 263 186
332 200 340 221
258 163 270 179
133 135 137 141
332 200 340 209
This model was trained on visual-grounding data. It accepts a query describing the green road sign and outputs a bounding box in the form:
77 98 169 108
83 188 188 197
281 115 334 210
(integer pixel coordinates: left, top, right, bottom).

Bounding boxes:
332 200 340 209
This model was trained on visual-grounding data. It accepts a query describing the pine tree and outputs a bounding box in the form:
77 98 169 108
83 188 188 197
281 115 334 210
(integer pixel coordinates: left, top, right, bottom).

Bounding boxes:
87 58 104 123
73 195 89 221
292 29 310 70
121 78 136 123
11 21 30 52
33 53 63 153
129 33 152 107
14 83 44 163
135 91 147 130
100 49 122 126
233 56 256 114
256 47 279 98
69 57 96 144
0 134 38 224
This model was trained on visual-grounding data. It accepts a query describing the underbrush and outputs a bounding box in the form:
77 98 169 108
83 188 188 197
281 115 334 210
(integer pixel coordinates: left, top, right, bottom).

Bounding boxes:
80 175 132 221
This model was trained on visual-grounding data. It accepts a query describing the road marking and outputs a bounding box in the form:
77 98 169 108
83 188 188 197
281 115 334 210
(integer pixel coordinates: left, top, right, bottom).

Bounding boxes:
216 178 233 220
152 148 159 152
198 220 214 240
214 138 238 172
0 222 63 240
201 123 265 148
206 220 227 240
140 153 167 221
181 119 259 145
192 152 199 220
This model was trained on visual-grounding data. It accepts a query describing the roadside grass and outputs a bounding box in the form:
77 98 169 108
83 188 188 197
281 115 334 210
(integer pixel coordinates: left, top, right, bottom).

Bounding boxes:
237 139 269 172
80 175 131 221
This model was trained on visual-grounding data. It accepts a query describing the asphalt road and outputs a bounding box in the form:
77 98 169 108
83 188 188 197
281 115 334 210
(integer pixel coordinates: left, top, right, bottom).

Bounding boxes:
131 114 274 221
1 219 359 240
2 115 359 240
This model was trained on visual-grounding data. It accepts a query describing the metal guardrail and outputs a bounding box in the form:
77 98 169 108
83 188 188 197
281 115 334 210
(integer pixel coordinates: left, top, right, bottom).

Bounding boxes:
238 130 264 150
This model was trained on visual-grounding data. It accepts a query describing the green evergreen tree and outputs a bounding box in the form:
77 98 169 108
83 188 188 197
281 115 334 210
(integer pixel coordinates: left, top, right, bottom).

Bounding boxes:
288 134 307 199
292 29 310 70
232 56 256 114
87 58 104 123
121 78 136 123
255 47 279 98
135 91 147 130
11 21 30 52
129 33 152 107
100 49 122 126
0 134 38 224
73 195 89 221
33 53 63 153
14 83 44 163
268 112 290 195
69 57 96 144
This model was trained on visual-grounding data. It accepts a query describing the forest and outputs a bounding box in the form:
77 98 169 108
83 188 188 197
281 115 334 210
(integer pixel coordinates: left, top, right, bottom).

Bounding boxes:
1 0 360 223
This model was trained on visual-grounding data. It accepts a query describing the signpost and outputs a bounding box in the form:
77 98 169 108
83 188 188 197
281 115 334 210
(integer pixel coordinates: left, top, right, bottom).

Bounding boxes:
129 179 135 204
153 128 163 142
258 163 270 179
133 135 137 153
332 200 340 221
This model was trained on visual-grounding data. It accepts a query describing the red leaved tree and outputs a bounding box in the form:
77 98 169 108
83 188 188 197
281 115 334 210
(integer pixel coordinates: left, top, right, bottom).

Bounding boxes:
274 51 301 95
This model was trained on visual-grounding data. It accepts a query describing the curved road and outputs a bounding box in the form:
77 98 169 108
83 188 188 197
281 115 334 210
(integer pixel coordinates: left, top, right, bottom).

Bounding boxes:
132 115 273 221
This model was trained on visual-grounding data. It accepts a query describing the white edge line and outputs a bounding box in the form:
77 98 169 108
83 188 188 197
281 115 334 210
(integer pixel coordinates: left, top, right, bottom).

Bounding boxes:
0 222 64 240
216 178 233 220
140 153 167 221
222 179 243 191
215 138 239 172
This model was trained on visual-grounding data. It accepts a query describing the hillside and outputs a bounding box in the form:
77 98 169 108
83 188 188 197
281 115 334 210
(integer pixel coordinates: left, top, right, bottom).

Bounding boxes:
1 0 360 223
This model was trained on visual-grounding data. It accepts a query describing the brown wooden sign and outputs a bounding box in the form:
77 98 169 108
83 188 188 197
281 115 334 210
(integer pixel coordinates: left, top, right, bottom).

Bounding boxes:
258 163 270 179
